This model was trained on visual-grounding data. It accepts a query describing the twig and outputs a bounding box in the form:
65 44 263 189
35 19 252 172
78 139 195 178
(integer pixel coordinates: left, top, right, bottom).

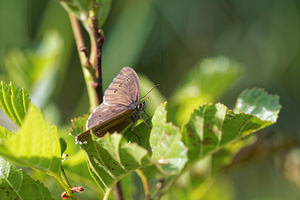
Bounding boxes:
88 9 124 200
68 13 99 110
68 14 94 77
70 3 121 200
89 16 104 104
114 181 124 200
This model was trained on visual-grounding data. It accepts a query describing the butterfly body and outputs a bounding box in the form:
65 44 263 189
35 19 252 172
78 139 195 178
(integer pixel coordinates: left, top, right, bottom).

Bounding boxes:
76 67 146 143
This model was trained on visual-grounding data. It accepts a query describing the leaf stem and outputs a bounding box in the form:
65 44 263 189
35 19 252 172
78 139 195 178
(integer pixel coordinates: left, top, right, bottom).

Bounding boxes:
53 172 77 200
152 177 176 200
103 187 112 200
68 13 98 110
136 169 150 200
60 166 72 190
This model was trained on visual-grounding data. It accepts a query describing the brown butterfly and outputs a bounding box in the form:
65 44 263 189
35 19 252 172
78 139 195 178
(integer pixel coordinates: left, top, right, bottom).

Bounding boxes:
76 67 150 143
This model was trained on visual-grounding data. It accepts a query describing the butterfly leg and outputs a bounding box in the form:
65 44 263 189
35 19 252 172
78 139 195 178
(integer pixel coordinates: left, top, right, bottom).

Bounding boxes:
131 122 141 144
140 116 151 129
143 110 152 120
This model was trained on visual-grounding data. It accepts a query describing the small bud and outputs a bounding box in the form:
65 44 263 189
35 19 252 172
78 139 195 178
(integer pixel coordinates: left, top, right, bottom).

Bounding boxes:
61 191 69 199
71 186 84 193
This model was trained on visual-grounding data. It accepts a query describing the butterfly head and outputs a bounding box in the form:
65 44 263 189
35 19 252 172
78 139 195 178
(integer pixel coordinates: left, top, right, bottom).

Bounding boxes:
131 101 146 123
136 101 146 111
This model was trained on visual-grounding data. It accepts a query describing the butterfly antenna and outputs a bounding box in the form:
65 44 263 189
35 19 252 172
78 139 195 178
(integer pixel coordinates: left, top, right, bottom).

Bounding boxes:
140 84 160 101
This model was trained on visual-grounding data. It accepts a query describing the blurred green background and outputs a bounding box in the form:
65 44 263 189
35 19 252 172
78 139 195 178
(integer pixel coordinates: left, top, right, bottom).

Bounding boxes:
1 0 300 199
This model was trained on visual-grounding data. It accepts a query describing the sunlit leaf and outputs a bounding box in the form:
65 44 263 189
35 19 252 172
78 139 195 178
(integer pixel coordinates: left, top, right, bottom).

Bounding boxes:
81 134 150 192
0 126 14 141
183 89 280 164
234 88 280 122
150 102 188 175
0 105 61 175
0 157 54 200
70 114 89 137
71 115 151 192
0 81 30 127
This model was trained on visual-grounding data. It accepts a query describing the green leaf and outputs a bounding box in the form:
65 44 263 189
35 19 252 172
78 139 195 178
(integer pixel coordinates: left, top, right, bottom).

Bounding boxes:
70 114 89 137
70 113 152 192
0 81 30 127
80 134 151 192
70 113 153 188
182 89 281 164
60 0 88 25
0 104 61 175
0 126 14 141
60 0 111 28
59 138 67 155
182 104 226 163
61 124 97 187
123 118 152 152
3 31 64 109
96 0 112 27
150 102 188 175
170 56 243 124
0 157 54 200
234 88 280 122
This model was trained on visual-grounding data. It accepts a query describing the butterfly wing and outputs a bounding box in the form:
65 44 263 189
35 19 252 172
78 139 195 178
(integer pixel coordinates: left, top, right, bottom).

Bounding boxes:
104 66 140 106
76 117 131 142
86 67 140 129
77 67 140 142
86 67 140 130
76 105 133 142
86 103 132 129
